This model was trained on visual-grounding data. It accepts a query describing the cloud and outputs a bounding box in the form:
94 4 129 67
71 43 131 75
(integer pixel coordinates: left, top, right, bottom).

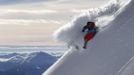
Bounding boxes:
0 19 61 25
58 0 108 4
0 9 71 24
0 0 57 5
0 9 57 14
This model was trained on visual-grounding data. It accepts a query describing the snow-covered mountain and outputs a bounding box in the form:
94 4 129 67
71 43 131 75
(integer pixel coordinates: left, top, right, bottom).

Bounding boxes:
0 52 59 75
43 0 134 75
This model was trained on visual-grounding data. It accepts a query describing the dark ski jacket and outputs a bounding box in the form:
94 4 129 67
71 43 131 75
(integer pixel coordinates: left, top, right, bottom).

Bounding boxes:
82 25 98 34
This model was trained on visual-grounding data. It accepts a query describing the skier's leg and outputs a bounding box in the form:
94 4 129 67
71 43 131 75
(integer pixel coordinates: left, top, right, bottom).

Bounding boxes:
83 40 88 49
83 32 94 49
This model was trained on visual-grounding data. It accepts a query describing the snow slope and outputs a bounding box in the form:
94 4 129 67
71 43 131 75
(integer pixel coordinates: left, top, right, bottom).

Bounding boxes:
43 0 134 75
116 56 134 75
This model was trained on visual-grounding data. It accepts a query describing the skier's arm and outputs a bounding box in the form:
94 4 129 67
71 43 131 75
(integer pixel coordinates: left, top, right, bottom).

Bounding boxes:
87 28 96 33
82 26 87 32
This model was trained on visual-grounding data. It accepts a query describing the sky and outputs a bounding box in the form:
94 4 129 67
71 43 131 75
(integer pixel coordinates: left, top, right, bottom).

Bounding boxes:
0 0 109 46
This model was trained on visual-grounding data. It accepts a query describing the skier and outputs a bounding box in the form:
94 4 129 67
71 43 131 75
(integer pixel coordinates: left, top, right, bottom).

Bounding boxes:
82 22 98 49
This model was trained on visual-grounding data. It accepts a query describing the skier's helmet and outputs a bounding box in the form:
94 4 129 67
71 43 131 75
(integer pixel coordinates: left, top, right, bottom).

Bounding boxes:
87 22 95 28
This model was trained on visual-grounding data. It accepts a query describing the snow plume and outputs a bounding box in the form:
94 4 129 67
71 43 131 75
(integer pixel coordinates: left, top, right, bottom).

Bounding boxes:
54 0 120 49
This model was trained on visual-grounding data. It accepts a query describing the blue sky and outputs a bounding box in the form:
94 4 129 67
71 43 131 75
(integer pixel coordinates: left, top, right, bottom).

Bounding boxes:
0 0 109 45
